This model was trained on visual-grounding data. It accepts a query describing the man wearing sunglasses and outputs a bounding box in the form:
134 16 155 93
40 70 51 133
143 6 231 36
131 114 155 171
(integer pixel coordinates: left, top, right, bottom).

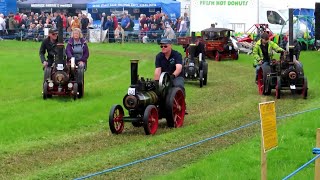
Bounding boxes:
39 28 59 68
154 38 185 96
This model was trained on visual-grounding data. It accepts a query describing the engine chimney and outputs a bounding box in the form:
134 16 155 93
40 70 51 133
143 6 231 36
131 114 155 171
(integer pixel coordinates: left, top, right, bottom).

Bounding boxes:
288 8 294 61
130 60 139 87
56 15 65 65
189 32 196 61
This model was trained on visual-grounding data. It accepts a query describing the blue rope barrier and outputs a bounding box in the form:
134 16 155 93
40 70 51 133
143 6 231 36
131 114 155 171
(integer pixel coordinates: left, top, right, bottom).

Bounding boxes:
74 120 260 180
313 148 320 154
282 152 320 180
74 107 320 180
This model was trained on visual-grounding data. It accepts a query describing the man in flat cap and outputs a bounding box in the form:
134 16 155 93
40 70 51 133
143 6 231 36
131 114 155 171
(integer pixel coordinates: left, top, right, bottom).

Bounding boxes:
39 28 59 68
154 38 185 92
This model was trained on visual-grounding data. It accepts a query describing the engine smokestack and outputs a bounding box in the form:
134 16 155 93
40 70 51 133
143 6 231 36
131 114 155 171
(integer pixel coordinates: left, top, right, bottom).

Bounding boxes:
56 15 65 65
189 32 196 61
130 60 139 87
288 8 294 61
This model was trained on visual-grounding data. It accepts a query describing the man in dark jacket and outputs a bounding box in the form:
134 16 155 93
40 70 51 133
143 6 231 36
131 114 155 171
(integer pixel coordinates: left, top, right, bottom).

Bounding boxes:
39 28 58 68
154 38 187 114
193 38 206 61
154 38 184 94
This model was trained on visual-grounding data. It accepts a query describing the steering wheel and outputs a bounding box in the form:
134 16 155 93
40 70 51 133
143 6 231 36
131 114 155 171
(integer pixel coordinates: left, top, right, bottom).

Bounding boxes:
158 72 172 97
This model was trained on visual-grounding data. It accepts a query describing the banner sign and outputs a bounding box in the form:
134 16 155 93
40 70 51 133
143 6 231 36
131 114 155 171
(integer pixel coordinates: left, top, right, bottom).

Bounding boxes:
31 4 73 8
198 0 250 6
88 3 160 8
0 0 17 16
259 101 278 153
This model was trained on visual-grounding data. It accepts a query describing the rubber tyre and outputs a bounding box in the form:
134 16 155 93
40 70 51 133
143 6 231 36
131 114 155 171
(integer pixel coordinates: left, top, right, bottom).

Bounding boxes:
43 67 52 82
43 82 48 100
77 67 85 98
73 83 78 101
215 52 221 61
199 70 204 88
276 76 281 99
234 51 239 60
203 62 208 85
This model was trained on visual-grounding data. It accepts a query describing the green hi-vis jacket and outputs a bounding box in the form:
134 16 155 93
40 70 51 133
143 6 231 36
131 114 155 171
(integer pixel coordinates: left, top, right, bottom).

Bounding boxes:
252 39 284 66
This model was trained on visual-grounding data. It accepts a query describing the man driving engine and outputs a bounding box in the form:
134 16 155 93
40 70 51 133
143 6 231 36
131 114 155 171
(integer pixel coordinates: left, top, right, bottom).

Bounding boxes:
39 28 59 68
253 32 285 83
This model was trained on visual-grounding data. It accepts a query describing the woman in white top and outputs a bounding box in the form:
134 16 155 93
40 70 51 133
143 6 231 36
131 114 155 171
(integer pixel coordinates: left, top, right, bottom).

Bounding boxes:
0 14 6 37
178 16 188 37
163 24 176 40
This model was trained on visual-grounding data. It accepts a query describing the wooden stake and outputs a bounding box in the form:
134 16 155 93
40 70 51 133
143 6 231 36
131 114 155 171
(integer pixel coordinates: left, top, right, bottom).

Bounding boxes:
261 135 267 180
315 128 320 180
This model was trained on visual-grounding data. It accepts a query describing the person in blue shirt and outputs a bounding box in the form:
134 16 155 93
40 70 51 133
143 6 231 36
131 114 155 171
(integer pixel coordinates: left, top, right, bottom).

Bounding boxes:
120 13 130 31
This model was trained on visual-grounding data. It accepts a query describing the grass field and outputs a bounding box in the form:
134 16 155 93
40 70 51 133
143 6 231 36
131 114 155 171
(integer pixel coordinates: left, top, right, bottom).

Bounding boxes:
0 40 319 180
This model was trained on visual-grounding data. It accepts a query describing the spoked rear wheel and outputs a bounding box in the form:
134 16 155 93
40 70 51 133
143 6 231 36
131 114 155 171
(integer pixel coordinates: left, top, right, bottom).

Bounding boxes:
143 105 159 135
257 65 271 95
109 105 125 134
44 67 52 82
264 76 272 95
166 88 186 128
257 68 264 95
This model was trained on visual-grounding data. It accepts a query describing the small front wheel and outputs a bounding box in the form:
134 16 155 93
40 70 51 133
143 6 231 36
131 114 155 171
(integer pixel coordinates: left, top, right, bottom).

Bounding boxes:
109 105 125 134
166 88 186 128
143 105 159 135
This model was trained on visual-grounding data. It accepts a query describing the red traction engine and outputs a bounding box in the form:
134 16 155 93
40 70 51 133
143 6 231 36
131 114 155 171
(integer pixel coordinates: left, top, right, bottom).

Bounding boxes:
109 60 186 135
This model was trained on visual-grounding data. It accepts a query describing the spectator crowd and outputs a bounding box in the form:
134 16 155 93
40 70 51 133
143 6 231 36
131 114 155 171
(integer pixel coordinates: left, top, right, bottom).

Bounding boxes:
0 10 190 44
101 11 190 43
0 11 93 41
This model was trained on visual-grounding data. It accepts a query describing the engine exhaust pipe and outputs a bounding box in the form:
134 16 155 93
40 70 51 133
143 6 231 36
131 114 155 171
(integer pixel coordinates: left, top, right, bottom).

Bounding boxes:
56 15 65 66
288 8 294 61
130 60 139 87
189 32 196 61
